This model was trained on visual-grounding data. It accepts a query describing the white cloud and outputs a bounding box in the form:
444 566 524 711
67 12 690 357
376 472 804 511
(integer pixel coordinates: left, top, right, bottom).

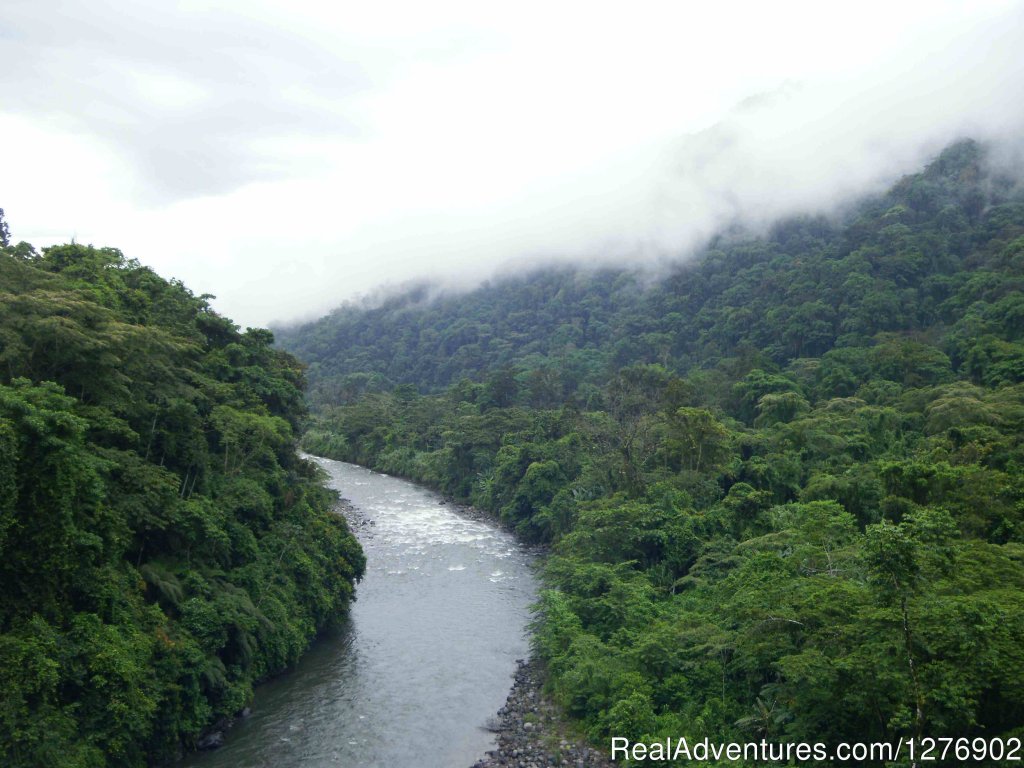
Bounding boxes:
1 0 1023 327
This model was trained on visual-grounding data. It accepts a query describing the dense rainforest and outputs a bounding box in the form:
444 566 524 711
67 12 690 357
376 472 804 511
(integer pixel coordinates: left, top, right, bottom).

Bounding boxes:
0 226 365 767
284 140 1024 763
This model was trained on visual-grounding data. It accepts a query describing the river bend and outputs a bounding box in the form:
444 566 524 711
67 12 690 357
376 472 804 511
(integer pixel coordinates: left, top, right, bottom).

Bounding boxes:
183 457 537 768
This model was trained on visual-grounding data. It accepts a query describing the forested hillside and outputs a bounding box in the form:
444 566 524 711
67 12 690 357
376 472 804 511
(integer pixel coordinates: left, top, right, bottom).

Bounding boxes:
278 140 1022 405
288 141 1024 762
0 232 365 767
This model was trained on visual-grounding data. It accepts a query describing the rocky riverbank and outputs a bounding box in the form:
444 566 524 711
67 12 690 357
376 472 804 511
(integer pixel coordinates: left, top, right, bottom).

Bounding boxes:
471 658 613 768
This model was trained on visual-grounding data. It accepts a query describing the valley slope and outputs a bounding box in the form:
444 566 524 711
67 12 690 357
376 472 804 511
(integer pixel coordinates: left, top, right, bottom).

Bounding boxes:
280 140 1024 758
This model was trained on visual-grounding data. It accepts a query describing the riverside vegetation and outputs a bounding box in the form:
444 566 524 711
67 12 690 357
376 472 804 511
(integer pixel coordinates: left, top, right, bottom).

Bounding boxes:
282 141 1024 762
0 223 365 767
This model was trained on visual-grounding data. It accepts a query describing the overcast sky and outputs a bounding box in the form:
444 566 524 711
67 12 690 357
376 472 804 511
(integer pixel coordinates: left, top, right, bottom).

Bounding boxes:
3 1 1023 328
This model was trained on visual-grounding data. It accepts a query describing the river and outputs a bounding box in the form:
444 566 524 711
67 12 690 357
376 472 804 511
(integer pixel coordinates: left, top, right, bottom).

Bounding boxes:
182 457 537 768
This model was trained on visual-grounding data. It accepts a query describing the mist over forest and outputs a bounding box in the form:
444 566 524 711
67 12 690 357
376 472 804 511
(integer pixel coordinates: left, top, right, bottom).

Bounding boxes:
4 2 1024 327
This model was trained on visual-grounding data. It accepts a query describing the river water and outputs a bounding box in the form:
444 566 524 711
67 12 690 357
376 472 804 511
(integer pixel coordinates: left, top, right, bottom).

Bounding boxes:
182 457 537 768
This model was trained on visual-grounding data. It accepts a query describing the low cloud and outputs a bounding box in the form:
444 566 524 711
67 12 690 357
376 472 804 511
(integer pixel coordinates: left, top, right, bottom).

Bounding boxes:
2 1 1023 327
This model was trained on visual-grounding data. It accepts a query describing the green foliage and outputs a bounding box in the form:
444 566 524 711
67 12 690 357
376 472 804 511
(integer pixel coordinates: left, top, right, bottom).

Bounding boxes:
0 238 364 766
290 141 1024 756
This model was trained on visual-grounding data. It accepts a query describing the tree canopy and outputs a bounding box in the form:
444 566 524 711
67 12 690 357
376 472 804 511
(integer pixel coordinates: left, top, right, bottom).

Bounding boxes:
0 235 364 766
